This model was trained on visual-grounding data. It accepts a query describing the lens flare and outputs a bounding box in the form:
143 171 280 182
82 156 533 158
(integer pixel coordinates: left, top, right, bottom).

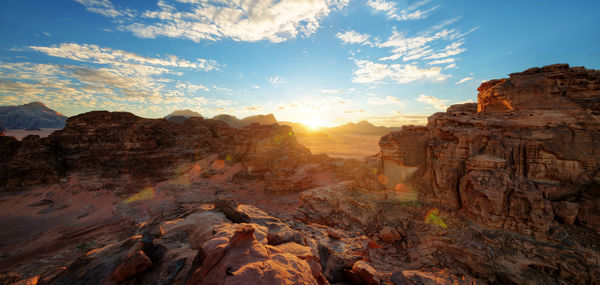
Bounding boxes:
211 159 225 170
425 208 447 228
123 186 155 203
377 174 388 185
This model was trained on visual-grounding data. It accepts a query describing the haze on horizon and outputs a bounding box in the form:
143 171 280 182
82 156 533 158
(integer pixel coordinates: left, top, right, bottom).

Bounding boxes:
0 0 599 127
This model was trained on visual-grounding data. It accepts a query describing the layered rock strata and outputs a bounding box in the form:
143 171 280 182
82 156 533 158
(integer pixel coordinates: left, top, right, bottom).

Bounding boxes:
371 64 600 283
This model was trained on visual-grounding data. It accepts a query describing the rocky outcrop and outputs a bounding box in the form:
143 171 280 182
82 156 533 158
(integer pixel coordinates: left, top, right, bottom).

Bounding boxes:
213 113 278 128
0 101 67 129
374 64 600 283
0 111 312 192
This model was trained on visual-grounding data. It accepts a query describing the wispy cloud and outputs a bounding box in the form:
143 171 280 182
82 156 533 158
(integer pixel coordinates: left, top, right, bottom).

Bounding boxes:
455 77 473 84
212 85 233 93
352 60 447 84
269 76 284 85
74 0 134 18
75 0 349 43
336 30 372 46
367 96 405 106
30 43 219 72
0 43 224 117
176 82 209 92
416 94 447 110
376 28 467 64
367 0 438 21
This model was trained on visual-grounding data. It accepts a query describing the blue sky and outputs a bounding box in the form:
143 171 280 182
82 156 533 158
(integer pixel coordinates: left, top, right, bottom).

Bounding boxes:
1 0 599 126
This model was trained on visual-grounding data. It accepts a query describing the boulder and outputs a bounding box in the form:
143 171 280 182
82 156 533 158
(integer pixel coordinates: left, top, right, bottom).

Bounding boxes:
112 250 152 281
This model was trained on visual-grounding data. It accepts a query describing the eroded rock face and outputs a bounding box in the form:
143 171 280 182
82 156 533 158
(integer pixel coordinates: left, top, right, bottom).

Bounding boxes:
477 64 600 113
375 64 600 283
0 111 312 192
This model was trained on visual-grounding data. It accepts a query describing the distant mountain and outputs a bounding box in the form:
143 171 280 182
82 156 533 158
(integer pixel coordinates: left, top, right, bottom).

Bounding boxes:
165 109 202 119
213 114 277 128
279 121 311 134
281 120 401 136
325 120 401 136
0 101 67 129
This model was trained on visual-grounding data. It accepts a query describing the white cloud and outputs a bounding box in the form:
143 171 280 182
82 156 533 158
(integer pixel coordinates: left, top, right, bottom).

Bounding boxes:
336 30 372 45
376 29 466 63
74 0 134 18
424 41 465 60
77 0 349 43
321 89 342 95
252 85 260 89
30 43 218 72
352 60 447 84
176 82 209 92
445 63 457 69
269 76 284 85
0 42 225 117
455 77 473 84
367 0 438 21
367 96 405 106
212 85 233 93
428 58 455 65
416 94 448 110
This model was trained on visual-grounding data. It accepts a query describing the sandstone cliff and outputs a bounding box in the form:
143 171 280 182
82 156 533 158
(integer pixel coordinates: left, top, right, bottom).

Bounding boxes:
0 111 311 192
372 64 600 283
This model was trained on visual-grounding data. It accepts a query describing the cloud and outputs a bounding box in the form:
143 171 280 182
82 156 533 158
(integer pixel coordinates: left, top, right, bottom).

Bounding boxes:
376 28 466 63
336 30 372 45
352 60 447 84
445 63 456 69
244 105 263 111
74 0 134 18
76 0 349 43
321 89 342 95
428 58 454 65
269 76 284 85
0 42 225 117
367 96 405 106
176 82 209 92
416 94 448 110
252 85 260 89
30 43 219 72
455 77 473 84
367 0 438 21
212 85 233 93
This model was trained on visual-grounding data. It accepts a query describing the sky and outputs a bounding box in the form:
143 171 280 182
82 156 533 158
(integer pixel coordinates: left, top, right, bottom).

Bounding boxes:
0 0 599 127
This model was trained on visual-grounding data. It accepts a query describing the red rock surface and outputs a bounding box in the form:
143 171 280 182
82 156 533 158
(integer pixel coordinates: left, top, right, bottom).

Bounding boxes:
112 250 152 281
0 111 312 193
370 64 600 283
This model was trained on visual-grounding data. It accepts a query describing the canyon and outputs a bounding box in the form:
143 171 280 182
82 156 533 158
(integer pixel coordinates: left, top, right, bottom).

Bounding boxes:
0 64 599 284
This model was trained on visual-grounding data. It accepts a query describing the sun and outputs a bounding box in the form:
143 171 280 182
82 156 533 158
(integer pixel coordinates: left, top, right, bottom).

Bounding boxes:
302 117 327 130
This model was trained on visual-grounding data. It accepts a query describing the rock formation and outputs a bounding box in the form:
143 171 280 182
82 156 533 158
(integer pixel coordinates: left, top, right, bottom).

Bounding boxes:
0 101 67 129
372 64 600 283
0 111 311 192
212 114 278 129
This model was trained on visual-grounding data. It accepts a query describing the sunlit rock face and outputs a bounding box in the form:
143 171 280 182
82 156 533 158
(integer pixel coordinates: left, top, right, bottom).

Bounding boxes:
375 64 600 283
477 63 600 113
0 111 312 192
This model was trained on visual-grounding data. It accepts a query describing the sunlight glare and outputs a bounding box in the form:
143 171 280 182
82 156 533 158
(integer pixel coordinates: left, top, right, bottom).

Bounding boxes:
303 117 327 130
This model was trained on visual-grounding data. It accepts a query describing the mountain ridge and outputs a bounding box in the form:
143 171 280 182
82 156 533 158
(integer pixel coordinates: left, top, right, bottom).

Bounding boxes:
0 101 67 129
